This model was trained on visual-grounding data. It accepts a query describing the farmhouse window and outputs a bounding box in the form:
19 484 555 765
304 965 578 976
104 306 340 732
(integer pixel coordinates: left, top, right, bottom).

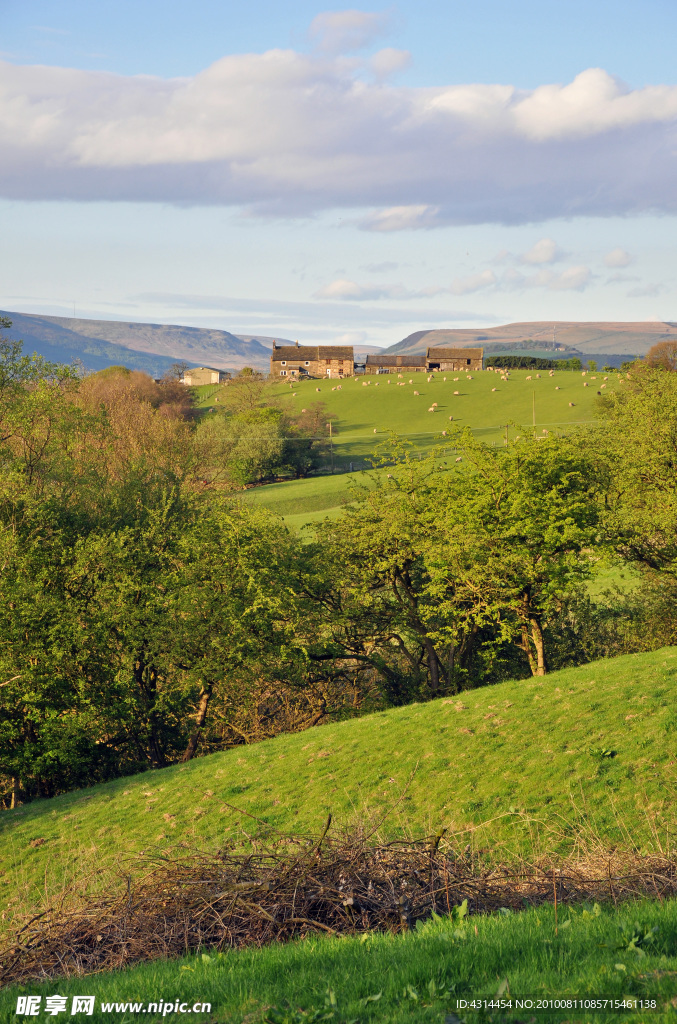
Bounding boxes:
281 360 286 365
305 361 310 365
467 359 471 364
280 370 287 376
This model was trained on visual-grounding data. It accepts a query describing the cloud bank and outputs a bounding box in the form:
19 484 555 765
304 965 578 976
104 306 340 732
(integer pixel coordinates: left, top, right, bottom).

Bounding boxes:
3 45 677 225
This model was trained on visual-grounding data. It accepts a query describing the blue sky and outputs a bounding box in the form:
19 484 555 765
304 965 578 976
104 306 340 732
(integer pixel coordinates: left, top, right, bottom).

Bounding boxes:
2 1 677 347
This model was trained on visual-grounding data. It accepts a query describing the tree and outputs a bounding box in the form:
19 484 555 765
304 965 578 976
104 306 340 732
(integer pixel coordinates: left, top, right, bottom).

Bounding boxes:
586 360 597 372
594 368 677 581
645 341 677 372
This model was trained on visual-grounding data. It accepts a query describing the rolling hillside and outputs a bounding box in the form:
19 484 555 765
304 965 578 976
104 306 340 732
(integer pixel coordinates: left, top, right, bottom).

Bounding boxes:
0 311 291 375
388 321 677 358
2 648 675 940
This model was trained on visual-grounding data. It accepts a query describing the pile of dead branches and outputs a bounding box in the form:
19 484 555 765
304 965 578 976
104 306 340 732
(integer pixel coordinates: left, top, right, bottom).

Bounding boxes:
2 821 676 985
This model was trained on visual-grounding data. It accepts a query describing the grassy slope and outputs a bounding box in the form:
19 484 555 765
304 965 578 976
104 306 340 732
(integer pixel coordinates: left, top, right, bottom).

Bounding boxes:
3 900 677 1023
2 649 675 937
239 369 616 523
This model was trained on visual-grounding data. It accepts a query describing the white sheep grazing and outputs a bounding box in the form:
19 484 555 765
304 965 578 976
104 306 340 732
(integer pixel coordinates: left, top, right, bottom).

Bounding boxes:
453 377 459 381
569 402 575 407
301 408 308 412
409 379 413 384
449 415 453 421
428 406 435 412
525 375 532 380
603 376 609 380
492 387 497 392
331 386 336 391
591 376 597 380
455 456 462 462
432 402 438 407
442 430 447 436
583 382 589 387
453 390 460 395
413 390 419 395
373 428 378 433
374 382 380 387
555 386 561 390
316 387 321 392
442 377 446 382
362 381 368 386
600 383 607 388
467 376 473 380
398 374 403 379
387 380 391 384
536 374 541 378
293 393 297 396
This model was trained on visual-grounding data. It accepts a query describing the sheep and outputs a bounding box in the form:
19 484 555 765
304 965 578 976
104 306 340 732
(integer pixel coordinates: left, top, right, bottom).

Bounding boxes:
467 376 473 380
293 393 297 396
428 406 435 412
449 415 453 421
526 375 532 380
583 382 589 387
442 376 446 382
301 408 308 413
362 381 369 386
536 373 541 378
398 374 403 379
600 383 607 388
455 456 462 462
569 402 575 407
603 376 609 380
373 428 378 433
442 430 447 436
591 376 597 380
413 390 420 395
454 377 460 381
374 382 380 387
316 387 321 392
408 379 413 384
555 386 561 390
492 387 497 392
454 390 460 395
432 402 438 407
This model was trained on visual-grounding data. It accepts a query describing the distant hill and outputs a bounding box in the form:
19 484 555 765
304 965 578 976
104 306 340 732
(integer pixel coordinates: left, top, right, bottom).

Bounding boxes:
387 322 677 358
0 312 291 375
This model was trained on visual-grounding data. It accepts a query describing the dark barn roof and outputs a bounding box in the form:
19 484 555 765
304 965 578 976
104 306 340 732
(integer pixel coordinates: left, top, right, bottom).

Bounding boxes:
271 344 354 362
426 347 484 360
365 354 427 367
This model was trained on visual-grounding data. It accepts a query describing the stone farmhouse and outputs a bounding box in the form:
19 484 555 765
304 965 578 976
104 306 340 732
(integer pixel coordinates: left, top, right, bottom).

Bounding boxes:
181 367 230 385
364 347 484 375
270 342 484 378
271 342 355 379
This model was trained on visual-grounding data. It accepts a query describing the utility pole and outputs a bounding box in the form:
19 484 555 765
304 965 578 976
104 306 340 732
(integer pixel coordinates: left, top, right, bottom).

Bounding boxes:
327 421 334 474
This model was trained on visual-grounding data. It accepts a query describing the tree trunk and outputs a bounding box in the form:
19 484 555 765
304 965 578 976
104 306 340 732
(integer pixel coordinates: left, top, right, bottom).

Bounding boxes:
182 682 214 762
521 620 538 675
10 777 21 809
530 617 548 676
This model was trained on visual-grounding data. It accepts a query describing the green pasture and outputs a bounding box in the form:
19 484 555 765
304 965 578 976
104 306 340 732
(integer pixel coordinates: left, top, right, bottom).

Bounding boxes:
3 899 677 1022
271 367 613 463
2 648 675 942
235 368 618 525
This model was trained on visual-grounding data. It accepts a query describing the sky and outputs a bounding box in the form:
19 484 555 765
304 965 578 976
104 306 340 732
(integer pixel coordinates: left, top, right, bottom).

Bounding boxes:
2 0 677 347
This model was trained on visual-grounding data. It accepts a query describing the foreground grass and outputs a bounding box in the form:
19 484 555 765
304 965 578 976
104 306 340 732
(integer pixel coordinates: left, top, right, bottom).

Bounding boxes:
2 900 676 1022
1 649 676 938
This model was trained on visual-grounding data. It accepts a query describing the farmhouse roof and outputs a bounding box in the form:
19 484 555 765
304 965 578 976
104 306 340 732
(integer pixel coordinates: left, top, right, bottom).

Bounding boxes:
365 354 427 367
426 347 484 359
271 344 354 362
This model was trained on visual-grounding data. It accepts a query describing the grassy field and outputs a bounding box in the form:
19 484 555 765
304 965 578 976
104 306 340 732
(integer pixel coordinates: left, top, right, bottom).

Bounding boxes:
271 367 612 461
3 899 676 1022
2 648 675 942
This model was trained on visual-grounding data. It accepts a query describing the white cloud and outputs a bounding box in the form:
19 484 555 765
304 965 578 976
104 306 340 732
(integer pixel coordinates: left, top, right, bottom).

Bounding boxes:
604 247 633 267
503 265 593 291
449 269 497 295
357 206 442 232
3 50 677 227
519 238 565 265
627 282 666 297
308 9 391 54
333 330 367 344
369 48 411 79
